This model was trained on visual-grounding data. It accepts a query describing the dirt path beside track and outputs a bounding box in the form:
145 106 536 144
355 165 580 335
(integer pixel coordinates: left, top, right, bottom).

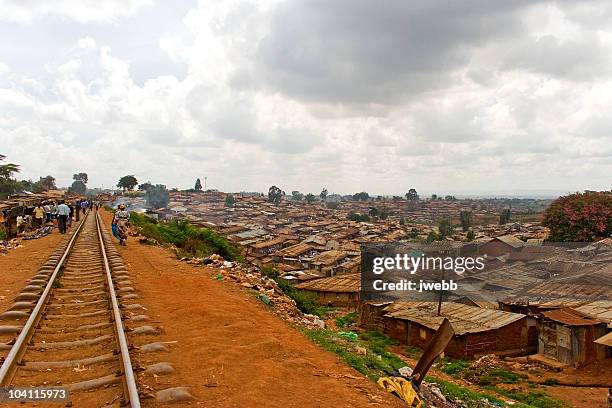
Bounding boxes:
100 210 403 408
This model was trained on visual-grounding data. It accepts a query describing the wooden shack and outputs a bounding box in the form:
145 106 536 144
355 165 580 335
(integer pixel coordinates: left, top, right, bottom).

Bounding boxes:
539 308 608 366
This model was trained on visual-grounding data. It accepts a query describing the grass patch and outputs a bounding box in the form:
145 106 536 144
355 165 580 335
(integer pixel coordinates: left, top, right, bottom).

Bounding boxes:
437 358 471 376
488 388 564 408
477 369 528 386
404 346 423 359
129 212 242 261
0 226 7 241
336 311 357 328
542 378 560 386
433 379 505 408
303 329 406 380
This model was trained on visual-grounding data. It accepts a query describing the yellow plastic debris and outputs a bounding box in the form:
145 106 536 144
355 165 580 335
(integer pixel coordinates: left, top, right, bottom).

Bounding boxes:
377 376 422 407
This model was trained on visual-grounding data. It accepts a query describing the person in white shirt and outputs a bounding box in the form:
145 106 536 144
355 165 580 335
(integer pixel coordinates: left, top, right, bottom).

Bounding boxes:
56 201 71 234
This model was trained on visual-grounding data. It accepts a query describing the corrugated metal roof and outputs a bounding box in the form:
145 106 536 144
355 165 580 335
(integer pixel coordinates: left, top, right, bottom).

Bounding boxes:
383 301 525 335
594 331 612 346
295 274 360 293
575 301 612 324
541 308 605 326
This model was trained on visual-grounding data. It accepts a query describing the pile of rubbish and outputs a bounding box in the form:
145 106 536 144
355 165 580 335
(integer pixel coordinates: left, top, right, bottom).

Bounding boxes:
177 253 323 329
0 238 23 255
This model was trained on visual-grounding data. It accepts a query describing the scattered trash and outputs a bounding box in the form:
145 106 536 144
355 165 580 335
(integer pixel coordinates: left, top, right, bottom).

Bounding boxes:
257 293 271 305
398 366 413 378
338 331 358 341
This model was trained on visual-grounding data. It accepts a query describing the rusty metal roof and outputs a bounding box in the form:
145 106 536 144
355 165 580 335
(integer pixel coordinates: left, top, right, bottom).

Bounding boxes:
295 274 360 293
383 301 525 335
541 308 605 326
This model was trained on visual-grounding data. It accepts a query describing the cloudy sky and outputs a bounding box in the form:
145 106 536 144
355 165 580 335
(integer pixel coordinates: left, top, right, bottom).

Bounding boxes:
1 0 611 196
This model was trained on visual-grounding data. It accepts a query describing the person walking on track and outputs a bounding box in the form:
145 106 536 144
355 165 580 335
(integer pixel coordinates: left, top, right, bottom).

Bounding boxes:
57 200 71 234
112 203 130 246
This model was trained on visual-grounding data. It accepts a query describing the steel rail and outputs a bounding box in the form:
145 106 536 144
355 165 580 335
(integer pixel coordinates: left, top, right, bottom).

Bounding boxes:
95 212 141 408
0 211 89 385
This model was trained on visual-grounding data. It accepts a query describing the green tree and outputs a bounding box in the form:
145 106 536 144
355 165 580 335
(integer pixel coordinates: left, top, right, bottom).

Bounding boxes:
431 194 437 200
353 191 369 201
145 184 170 208
499 209 511 225
268 185 283 205
405 188 419 201
466 229 476 241
445 195 456 201
320 188 328 201
379 207 390 220
459 210 473 232
139 181 153 192
291 190 304 201
70 180 87 194
0 155 21 198
194 178 202 192
73 173 88 184
305 193 316 204
543 191 612 241
38 175 56 191
117 175 138 191
225 193 236 207
368 207 379 217
0 154 20 179
399 217 406 226
347 212 370 222
438 218 454 238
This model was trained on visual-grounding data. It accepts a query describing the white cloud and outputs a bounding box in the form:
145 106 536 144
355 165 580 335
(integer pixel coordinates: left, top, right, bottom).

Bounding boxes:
0 0 611 195
0 0 153 23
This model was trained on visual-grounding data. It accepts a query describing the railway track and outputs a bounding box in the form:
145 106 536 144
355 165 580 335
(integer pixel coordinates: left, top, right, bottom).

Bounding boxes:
0 211 141 407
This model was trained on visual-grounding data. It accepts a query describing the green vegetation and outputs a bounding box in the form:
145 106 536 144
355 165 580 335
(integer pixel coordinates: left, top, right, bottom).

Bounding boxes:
268 185 284 205
405 188 419 201
499 208 512 225
0 225 7 241
335 312 357 328
300 321 564 408
225 193 236 207
488 388 564 408
347 211 370 222
437 358 470 376
117 175 138 191
433 379 505 407
476 369 527 386
305 193 316 204
352 191 370 201
303 329 405 380
404 345 422 359
129 212 242 261
260 266 326 316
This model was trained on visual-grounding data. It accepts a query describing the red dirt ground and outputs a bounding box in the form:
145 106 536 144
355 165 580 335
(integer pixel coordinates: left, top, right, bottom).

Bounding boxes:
0 228 64 312
99 211 404 407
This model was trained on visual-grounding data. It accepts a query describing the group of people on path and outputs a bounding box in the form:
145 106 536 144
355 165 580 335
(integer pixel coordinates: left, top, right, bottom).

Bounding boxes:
22 199 100 235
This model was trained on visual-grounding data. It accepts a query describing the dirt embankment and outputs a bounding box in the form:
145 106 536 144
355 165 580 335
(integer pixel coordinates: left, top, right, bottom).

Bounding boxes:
0 229 64 311
99 211 403 408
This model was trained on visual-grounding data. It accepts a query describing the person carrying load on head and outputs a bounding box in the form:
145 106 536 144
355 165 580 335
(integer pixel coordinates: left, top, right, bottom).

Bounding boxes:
112 203 130 246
